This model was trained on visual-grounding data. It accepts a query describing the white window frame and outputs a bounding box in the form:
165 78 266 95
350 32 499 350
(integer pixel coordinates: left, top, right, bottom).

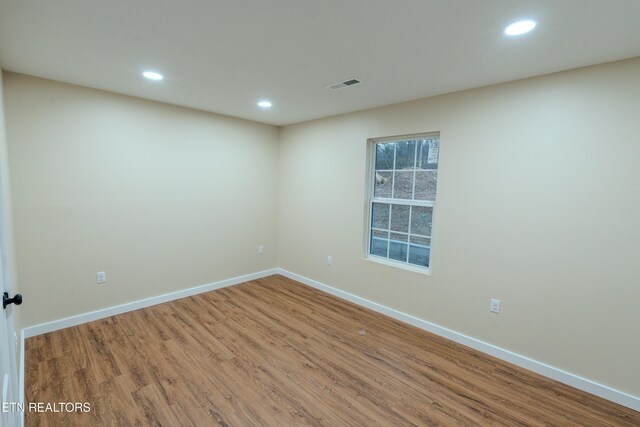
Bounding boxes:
363 132 440 275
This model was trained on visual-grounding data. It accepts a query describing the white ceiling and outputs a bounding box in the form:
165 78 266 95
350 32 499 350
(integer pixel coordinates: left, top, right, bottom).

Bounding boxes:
1 0 639 126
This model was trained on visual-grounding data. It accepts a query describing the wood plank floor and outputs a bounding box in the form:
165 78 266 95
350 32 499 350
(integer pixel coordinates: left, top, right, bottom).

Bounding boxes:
25 275 639 426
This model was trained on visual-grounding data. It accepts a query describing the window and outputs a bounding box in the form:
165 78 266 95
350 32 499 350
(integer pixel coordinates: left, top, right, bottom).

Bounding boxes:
366 134 440 271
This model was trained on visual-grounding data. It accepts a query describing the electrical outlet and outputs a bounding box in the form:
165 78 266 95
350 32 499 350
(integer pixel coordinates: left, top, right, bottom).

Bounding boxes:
490 298 501 314
97 271 106 284
258 245 264 255
326 256 333 266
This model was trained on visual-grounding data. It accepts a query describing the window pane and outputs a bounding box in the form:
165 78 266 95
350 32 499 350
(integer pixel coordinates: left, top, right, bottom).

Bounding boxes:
394 140 416 169
375 142 395 170
393 171 414 199
414 170 437 201
389 241 408 262
409 235 430 245
390 204 410 233
374 171 392 197
372 203 390 229
371 237 388 257
373 229 388 239
408 245 430 267
410 206 433 236
390 232 407 242
418 139 439 170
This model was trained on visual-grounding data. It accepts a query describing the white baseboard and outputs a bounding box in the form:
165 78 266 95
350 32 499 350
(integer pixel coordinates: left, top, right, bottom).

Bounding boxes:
22 268 278 339
276 268 640 412
18 268 278 426
18 267 640 413
18 268 274 427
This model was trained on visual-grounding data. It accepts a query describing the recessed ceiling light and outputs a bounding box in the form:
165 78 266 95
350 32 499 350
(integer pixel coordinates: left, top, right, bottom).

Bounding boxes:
257 100 272 108
142 71 164 81
504 20 537 36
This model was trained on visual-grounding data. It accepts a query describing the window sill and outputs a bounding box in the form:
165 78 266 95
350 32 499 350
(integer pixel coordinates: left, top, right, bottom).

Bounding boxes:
363 255 432 276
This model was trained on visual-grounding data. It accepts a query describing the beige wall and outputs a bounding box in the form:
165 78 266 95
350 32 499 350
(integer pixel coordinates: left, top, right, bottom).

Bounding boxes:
3 73 279 328
278 57 640 396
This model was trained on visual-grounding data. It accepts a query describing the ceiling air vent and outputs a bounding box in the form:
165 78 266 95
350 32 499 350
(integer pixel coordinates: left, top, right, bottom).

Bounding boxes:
326 78 362 90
